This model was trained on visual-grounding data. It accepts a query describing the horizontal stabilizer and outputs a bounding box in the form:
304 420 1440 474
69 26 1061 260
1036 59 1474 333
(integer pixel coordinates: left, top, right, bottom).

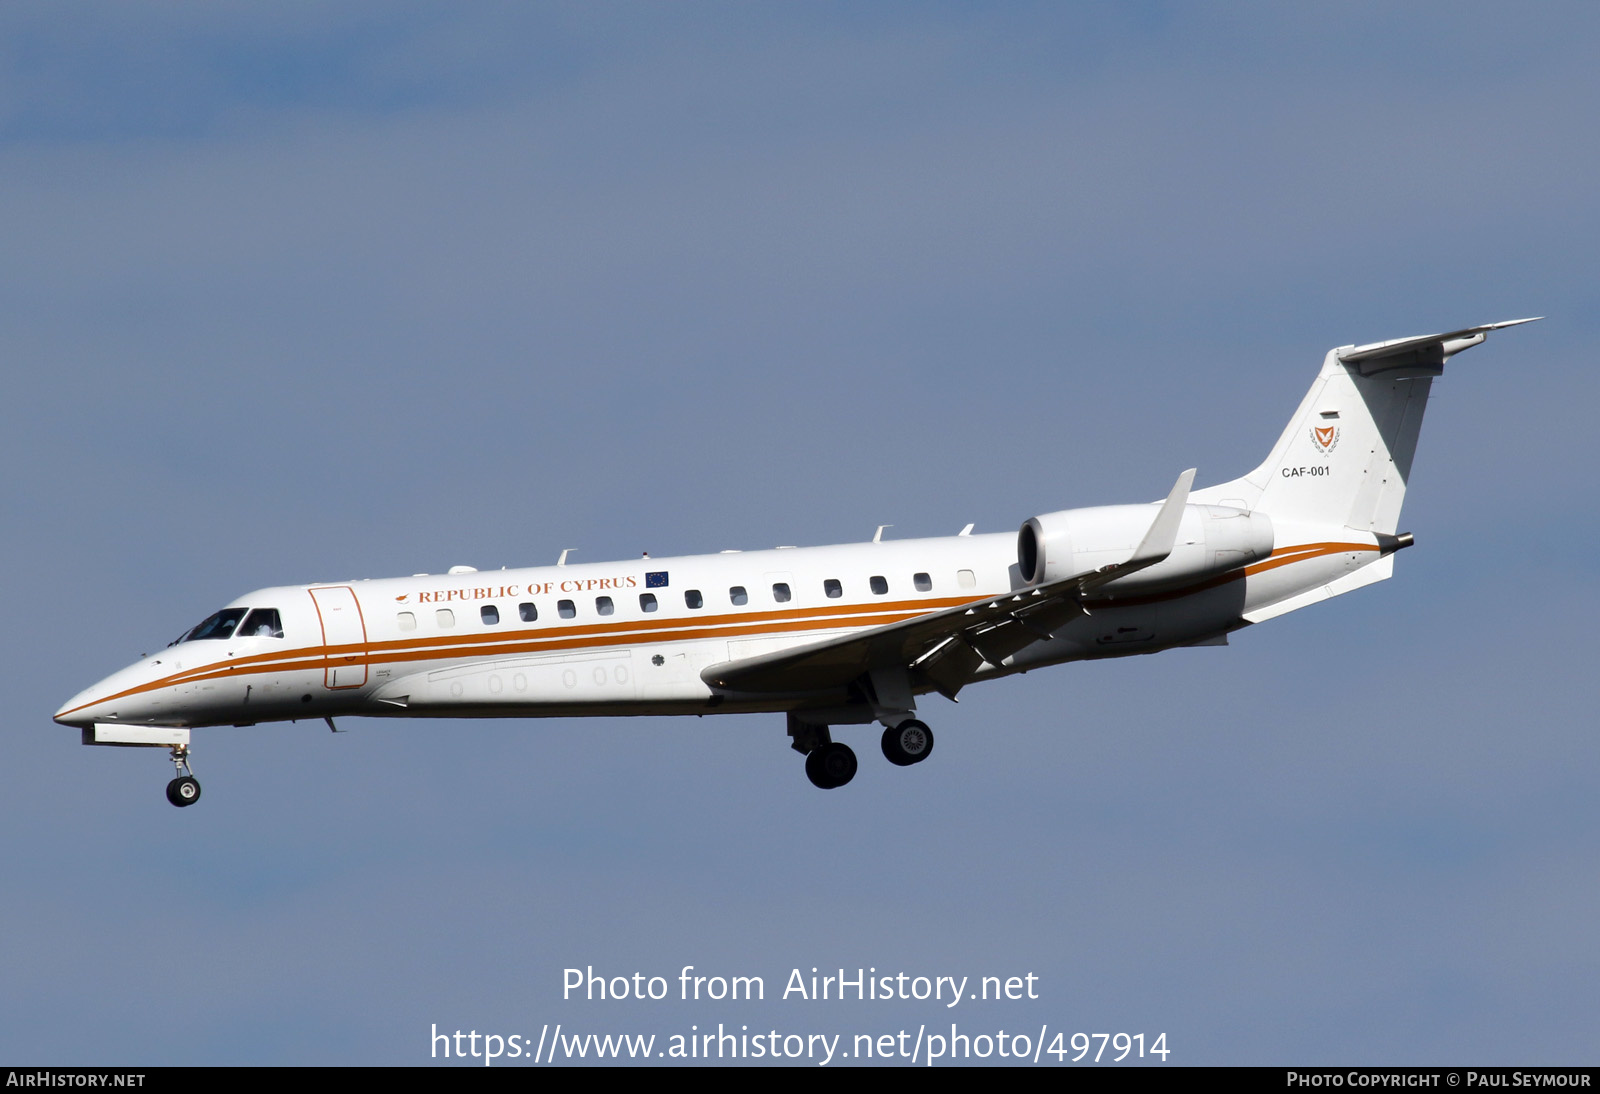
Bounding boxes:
1338 318 1541 372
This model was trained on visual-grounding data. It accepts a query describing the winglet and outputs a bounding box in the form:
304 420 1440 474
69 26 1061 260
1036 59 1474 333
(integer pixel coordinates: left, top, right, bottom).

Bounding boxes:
1128 467 1195 568
1080 468 1196 594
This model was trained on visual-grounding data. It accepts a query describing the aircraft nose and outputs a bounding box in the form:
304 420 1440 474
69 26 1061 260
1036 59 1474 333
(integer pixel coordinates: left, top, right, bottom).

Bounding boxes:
55 666 135 728
56 656 183 729
55 685 106 727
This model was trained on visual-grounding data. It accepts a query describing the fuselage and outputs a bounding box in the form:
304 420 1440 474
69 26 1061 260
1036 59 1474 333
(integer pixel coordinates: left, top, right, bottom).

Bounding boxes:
54 524 1383 732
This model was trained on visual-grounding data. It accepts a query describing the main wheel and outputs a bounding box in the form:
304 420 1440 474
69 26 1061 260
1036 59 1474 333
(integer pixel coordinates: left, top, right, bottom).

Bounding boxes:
881 720 934 766
804 742 857 789
166 776 201 808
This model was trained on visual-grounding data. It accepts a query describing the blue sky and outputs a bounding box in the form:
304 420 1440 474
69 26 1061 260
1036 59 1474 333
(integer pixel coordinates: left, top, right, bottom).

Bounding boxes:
2 2 1595 1065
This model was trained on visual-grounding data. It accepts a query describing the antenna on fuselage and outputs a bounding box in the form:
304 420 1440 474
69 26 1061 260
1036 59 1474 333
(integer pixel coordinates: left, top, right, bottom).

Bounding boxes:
557 549 575 566
873 525 892 543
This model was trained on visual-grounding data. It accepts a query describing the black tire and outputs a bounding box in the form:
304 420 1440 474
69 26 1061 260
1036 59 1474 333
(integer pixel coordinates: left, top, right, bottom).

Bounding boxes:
804 748 828 788
166 776 201 808
881 720 934 766
805 742 857 789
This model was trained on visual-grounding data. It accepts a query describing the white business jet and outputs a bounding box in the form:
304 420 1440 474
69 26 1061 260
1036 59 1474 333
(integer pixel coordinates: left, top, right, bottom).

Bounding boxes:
56 320 1538 805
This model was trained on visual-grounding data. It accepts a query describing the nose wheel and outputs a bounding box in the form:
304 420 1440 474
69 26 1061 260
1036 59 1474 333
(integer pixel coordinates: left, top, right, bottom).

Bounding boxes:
165 745 201 808
166 776 201 807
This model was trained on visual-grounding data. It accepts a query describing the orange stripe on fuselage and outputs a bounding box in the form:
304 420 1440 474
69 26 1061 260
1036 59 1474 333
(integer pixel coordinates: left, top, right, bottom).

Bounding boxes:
59 594 975 716
60 542 1381 717
1076 540 1380 609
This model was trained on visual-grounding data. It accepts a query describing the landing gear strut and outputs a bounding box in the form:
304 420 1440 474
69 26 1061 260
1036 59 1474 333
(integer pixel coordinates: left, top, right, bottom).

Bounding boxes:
165 744 201 808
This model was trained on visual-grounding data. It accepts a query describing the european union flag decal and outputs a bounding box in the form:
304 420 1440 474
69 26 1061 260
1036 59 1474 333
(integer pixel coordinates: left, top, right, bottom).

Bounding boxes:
645 571 669 588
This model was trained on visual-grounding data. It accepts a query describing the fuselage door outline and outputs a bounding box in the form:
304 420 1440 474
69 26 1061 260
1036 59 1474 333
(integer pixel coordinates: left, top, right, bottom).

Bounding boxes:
309 586 368 690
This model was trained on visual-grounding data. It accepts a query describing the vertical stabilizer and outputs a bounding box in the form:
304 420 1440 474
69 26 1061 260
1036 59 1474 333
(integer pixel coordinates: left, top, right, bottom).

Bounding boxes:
1191 320 1539 533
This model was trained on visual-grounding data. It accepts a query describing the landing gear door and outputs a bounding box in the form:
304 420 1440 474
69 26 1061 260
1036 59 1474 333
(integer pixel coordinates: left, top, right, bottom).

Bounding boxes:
309 586 368 689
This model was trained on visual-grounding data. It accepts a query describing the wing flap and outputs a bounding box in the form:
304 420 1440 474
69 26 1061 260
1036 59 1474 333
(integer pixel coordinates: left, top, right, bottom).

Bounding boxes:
699 583 1088 694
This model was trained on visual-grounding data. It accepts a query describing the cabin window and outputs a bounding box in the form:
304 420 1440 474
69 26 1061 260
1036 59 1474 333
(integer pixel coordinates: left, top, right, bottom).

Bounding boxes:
481 605 499 626
824 579 842 599
397 611 416 632
869 575 888 595
182 607 248 642
558 599 576 619
729 586 748 606
640 592 658 613
957 569 976 589
685 589 704 609
436 609 455 628
914 572 932 591
239 607 284 638
772 582 791 603
596 596 615 616
519 602 538 622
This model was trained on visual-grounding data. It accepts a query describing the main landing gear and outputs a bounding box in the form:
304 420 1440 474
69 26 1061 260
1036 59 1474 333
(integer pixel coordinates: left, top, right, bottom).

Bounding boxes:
804 742 858 790
789 714 936 790
165 744 201 808
881 719 934 767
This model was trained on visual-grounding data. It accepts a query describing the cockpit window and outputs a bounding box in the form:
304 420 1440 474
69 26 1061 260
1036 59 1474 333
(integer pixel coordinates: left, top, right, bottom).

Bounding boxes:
183 607 248 642
238 608 284 639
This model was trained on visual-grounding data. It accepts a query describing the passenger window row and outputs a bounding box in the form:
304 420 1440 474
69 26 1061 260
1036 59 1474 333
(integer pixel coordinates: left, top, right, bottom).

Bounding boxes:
394 570 977 630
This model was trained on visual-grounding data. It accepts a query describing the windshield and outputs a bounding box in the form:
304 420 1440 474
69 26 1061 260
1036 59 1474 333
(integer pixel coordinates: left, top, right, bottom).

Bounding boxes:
182 607 248 642
238 608 284 638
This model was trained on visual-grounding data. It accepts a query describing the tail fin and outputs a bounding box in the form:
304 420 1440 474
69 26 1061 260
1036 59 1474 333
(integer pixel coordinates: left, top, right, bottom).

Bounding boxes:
1192 319 1540 532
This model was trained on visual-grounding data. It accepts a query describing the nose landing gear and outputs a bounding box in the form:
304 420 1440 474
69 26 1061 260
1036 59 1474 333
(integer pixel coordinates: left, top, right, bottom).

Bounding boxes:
165 745 201 808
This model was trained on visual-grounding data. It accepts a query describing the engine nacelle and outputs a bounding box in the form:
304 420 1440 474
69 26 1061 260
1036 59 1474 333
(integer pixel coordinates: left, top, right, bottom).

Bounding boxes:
1018 503 1274 591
